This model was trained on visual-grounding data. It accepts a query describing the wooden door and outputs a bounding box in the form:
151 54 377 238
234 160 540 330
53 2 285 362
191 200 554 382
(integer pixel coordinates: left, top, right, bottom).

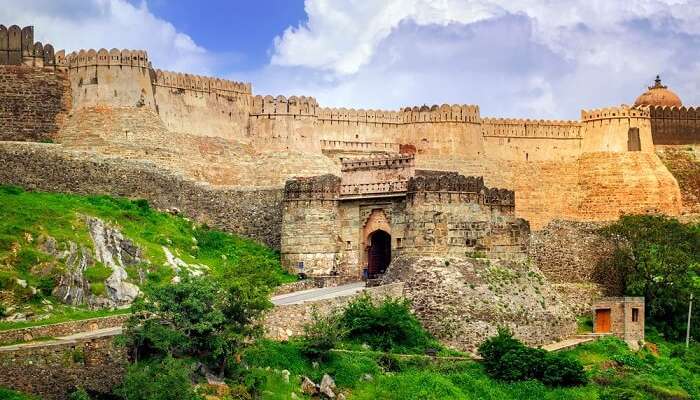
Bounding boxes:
595 309 611 333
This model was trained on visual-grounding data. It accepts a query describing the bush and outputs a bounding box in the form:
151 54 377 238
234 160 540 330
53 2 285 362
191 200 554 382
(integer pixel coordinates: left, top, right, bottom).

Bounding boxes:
340 294 433 352
540 353 587 387
68 387 91 400
300 308 346 361
114 357 202 400
478 328 587 387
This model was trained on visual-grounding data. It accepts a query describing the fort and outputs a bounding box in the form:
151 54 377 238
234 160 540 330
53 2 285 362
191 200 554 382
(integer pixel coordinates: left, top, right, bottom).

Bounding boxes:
0 24 697 281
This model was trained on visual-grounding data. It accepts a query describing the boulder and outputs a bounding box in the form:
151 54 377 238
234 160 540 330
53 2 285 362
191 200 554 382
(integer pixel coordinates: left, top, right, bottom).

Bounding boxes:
319 374 336 398
300 376 318 395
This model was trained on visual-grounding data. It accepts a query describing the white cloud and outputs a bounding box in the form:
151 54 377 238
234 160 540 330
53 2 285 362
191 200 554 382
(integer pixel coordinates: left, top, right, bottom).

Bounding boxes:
0 0 214 74
267 0 700 118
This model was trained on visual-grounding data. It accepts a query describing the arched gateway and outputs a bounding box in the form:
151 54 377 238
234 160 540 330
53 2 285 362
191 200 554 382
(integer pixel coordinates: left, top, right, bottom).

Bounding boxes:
367 230 391 279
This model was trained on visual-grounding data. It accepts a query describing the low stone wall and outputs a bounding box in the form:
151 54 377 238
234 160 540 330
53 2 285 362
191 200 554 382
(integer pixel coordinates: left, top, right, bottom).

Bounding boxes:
0 142 283 249
264 282 405 340
0 335 127 400
271 276 361 296
0 315 128 346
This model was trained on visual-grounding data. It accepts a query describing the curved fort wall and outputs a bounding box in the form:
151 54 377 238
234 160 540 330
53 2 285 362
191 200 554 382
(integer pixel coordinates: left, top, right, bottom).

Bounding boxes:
580 106 653 153
649 105 700 145
61 49 155 110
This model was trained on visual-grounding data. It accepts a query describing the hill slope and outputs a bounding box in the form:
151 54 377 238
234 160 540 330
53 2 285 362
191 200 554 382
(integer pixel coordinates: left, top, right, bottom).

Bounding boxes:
0 185 292 325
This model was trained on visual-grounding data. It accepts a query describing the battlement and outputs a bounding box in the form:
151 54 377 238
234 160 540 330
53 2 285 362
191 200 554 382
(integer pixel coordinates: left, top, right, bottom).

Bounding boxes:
153 69 251 95
320 140 400 153
581 106 650 122
318 107 404 124
407 173 515 207
402 104 480 123
648 105 699 119
341 154 414 172
251 95 318 116
0 25 56 67
481 117 582 138
60 48 150 69
283 174 341 200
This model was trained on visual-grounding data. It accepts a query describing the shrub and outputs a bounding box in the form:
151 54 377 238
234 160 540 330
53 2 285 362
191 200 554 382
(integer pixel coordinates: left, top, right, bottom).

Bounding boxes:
68 387 91 400
478 328 587 387
540 353 587 387
114 357 202 400
340 294 433 352
300 307 346 361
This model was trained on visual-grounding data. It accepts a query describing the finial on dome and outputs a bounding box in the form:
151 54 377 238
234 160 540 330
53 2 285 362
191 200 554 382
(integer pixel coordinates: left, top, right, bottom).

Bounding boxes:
650 74 667 90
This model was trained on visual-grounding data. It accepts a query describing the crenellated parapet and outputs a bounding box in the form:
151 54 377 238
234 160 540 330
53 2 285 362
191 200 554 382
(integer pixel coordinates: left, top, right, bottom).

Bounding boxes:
251 95 318 116
320 140 400 153
407 173 515 207
283 174 341 201
401 104 480 123
481 118 582 139
580 106 650 122
316 103 481 124
0 25 57 67
153 69 251 95
318 107 404 124
647 105 700 145
648 105 699 120
61 48 150 69
341 154 414 172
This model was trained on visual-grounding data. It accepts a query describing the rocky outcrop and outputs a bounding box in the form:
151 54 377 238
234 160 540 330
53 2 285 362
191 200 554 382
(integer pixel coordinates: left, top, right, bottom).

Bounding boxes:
47 216 142 308
380 255 577 353
85 217 141 306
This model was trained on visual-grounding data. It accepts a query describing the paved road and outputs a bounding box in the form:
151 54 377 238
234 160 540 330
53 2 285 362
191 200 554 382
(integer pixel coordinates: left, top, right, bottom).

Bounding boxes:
0 326 123 352
1 283 367 351
271 282 366 306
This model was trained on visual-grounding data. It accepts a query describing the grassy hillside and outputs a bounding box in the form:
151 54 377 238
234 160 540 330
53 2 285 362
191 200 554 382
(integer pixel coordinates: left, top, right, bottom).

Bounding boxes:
242 334 700 400
0 185 293 329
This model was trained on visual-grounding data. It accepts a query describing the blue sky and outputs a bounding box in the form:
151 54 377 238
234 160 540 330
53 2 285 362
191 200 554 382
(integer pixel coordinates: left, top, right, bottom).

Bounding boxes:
138 0 307 71
2 0 699 119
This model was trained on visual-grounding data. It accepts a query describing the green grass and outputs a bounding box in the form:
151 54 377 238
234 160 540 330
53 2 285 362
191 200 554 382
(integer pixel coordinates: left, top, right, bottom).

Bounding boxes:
0 387 39 400
0 307 130 331
0 185 294 327
243 335 700 400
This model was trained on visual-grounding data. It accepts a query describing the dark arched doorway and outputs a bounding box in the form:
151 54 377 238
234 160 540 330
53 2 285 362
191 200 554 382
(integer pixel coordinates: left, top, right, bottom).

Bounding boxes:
367 230 391 279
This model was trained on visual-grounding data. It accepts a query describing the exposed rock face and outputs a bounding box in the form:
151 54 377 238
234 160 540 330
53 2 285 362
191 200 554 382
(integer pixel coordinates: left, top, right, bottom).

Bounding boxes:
50 240 94 306
85 217 141 306
48 217 142 308
381 255 577 353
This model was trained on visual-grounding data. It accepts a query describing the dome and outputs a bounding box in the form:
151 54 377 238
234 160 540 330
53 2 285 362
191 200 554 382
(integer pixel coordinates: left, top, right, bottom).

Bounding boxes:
634 75 682 107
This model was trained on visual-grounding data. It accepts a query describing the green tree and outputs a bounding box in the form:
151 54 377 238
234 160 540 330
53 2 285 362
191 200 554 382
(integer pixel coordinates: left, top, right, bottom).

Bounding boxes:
601 215 700 340
115 357 203 400
122 273 272 373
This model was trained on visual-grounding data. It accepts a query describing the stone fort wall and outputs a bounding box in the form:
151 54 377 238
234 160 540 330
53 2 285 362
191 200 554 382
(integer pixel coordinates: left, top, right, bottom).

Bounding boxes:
0 24 694 237
0 65 71 142
649 105 700 145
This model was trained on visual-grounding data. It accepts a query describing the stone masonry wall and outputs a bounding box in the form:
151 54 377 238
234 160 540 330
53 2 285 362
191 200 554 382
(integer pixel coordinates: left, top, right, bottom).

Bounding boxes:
0 142 283 249
264 282 405 341
0 315 127 346
0 335 127 400
0 65 70 142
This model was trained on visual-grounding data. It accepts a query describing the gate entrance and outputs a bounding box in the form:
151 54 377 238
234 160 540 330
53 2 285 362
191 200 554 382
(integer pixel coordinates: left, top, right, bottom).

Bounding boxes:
595 309 611 333
367 230 391 279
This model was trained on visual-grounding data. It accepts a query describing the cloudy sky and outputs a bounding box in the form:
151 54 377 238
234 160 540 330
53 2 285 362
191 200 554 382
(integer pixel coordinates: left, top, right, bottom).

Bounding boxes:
2 0 698 119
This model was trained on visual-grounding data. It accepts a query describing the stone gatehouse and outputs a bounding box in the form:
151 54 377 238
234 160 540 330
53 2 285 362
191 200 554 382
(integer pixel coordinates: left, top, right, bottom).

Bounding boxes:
281 154 530 279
